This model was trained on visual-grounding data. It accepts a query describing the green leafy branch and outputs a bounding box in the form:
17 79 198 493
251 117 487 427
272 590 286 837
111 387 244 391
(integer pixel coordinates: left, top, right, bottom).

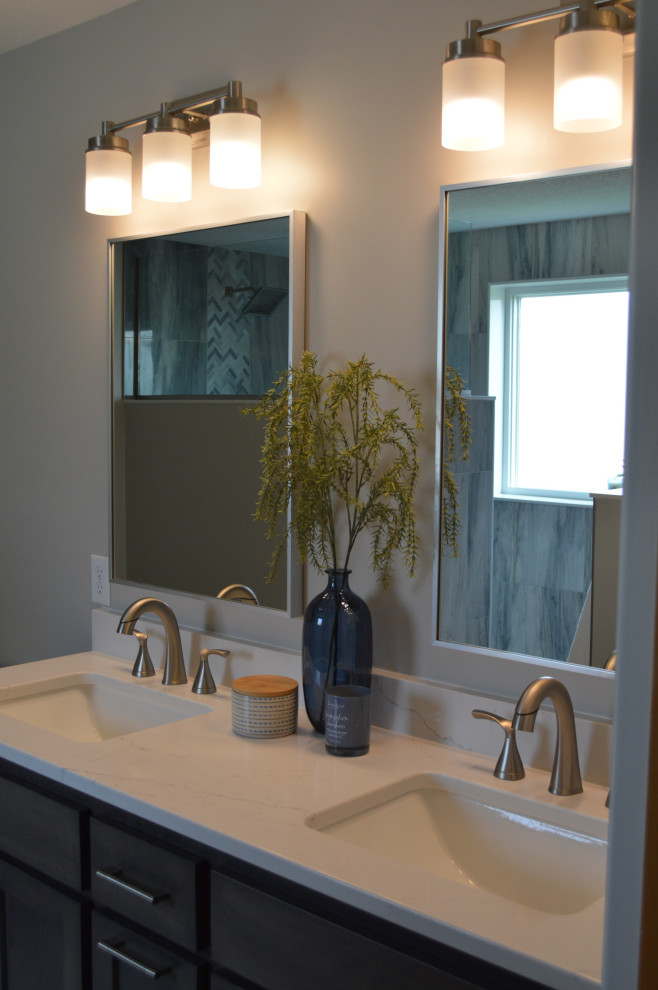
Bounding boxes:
442 365 472 557
246 352 423 589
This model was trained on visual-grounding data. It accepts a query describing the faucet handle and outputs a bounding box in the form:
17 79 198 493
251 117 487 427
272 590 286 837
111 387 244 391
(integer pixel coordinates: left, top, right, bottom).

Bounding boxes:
191 648 231 695
472 709 525 781
132 630 155 678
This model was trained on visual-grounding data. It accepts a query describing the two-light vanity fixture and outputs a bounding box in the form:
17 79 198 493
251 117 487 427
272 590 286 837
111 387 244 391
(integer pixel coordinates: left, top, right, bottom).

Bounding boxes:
85 80 260 215
442 0 635 151
85 0 635 207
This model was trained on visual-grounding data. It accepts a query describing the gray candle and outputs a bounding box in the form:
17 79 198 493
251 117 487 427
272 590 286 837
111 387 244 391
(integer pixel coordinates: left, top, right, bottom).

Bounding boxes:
325 685 371 757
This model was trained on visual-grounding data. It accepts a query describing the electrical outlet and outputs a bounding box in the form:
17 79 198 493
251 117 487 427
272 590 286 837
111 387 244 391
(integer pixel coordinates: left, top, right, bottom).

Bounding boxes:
91 554 110 606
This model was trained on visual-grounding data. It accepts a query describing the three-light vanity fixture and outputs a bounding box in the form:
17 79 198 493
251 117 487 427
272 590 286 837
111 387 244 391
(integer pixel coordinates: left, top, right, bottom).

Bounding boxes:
85 80 260 215
442 0 635 151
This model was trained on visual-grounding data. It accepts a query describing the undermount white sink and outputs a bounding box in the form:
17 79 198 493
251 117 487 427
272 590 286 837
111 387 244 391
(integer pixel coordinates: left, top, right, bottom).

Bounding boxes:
306 772 607 916
0 672 211 742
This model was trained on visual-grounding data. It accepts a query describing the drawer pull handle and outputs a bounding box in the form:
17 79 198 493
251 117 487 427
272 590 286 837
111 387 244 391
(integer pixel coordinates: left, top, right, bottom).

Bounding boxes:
97 939 171 979
95 868 169 904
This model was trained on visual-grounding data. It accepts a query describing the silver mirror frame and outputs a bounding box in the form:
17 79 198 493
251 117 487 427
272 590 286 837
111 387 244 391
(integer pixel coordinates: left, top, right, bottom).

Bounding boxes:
432 165 629 718
107 211 306 648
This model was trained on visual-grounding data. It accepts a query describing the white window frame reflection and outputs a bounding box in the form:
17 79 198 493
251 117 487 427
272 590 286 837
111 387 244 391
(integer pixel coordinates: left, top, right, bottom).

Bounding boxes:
489 275 629 503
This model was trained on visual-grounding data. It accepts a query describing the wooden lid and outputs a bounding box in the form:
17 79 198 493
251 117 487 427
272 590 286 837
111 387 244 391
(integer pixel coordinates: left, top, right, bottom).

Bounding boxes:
231 675 298 698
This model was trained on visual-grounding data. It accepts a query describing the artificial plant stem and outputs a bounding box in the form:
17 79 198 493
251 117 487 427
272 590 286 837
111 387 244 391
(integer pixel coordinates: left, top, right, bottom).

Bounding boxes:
347 390 367 565
247 352 422 587
323 490 337 569
318 569 347 723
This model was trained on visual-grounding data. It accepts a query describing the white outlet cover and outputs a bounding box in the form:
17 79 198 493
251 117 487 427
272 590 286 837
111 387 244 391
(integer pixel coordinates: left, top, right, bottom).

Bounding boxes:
91 554 110 607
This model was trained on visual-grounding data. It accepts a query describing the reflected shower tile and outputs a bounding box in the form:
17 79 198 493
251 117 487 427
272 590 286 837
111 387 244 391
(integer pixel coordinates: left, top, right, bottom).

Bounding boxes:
538 588 588 661
440 616 489 649
490 582 586 661
439 470 493 643
206 247 258 394
141 242 207 342
150 340 206 395
491 498 593 658
445 336 470 381
495 500 592 593
492 500 515 588
445 396 494 475
469 333 490 398
446 231 471 337
466 469 494 567
248 251 289 394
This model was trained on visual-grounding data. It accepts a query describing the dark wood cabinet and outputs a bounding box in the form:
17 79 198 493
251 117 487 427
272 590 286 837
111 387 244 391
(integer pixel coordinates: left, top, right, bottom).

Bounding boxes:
0 855 89 989
210 870 473 990
0 758 550 990
0 772 87 888
210 976 243 990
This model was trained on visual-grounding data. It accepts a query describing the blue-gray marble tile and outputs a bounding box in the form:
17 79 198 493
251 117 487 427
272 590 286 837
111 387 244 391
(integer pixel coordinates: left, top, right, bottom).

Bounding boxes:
493 499 592 593
489 581 588 662
150 340 208 395
444 397 494 475
439 469 493 645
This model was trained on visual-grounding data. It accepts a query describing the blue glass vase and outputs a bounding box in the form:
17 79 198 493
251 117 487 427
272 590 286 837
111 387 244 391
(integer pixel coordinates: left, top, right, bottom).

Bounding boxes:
302 570 373 733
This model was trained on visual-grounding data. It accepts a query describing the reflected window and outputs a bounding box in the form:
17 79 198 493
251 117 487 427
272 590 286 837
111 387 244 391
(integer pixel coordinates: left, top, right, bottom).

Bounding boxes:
489 276 629 500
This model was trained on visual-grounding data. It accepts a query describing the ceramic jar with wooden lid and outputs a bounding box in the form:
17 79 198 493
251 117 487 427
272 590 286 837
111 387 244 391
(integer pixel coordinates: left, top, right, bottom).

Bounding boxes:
231 675 298 738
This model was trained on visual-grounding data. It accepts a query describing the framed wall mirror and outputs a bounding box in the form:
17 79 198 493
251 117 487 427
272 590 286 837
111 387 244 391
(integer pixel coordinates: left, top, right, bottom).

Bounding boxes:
110 211 306 617
436 166 631 671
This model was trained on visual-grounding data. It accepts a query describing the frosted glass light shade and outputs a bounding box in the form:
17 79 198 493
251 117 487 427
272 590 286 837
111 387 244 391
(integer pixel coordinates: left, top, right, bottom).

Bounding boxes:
142 129 192 202
209 112 261 188
85 147 132 216
554 28 623 132
442 56 505 151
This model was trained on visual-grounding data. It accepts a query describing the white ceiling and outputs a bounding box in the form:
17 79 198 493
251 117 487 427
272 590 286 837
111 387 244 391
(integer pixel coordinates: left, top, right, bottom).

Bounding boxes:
0 0 141 55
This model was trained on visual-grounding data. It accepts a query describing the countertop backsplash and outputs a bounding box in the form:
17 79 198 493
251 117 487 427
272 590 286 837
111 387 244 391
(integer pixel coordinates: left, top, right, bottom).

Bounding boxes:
92 608 612 787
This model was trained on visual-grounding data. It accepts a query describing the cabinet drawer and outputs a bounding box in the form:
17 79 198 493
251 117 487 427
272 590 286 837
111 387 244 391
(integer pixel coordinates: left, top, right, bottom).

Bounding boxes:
92 911 205 989
0 772 85 888
90 817 206 952
211 872 474 990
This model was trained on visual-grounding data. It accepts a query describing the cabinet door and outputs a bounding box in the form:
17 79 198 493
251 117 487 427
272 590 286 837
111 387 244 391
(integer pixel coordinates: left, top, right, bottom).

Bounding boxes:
0 856 88 989
0 772 86 888
92 912 205 990
211 872 478 990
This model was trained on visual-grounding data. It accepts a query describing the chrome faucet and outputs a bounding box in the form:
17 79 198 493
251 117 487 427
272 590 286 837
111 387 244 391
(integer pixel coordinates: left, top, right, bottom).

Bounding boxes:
117 598 187 686
512 676 582 796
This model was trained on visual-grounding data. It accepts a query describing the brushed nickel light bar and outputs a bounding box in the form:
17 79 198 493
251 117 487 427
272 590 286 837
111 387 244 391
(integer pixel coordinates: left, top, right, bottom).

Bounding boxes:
442 0 635 151
85 80 261 215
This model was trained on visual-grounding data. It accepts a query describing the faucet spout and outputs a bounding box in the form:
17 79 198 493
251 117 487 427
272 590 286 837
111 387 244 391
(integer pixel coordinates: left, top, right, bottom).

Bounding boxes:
117 597 187 686
512 676 582 796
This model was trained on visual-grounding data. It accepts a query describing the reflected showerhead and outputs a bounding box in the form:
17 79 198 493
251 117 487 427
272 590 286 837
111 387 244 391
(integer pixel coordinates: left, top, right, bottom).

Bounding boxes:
225 284 288 316
242 286 287 315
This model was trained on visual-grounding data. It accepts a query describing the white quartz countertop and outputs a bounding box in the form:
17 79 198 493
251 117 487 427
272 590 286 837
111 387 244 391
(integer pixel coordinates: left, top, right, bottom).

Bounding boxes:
0 651 607 990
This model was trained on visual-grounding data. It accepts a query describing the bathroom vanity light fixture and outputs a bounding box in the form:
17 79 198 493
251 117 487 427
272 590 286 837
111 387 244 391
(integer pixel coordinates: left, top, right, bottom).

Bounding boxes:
85 80 261 216
442 0 634 151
